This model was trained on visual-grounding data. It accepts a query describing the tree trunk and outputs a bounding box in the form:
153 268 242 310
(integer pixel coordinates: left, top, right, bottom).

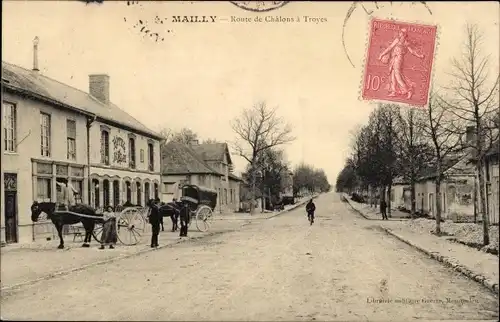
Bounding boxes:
477 159 490 245
387 182 392 218
250 167 256 215
435 176 442 235
410 176 416 219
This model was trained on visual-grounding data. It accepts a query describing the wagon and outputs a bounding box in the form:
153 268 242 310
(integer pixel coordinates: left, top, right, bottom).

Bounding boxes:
91 206 148 245
180 184 217 232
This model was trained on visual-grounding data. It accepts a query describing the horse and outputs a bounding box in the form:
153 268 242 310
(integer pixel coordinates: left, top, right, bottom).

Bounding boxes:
157 202 183 232
31 201 103 249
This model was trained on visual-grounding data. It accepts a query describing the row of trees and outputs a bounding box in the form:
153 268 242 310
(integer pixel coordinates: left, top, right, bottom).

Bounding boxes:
159 102 332 213
231 102 331 212
336 24 499 245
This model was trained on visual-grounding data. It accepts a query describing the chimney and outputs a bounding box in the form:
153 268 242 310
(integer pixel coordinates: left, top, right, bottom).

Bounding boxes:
89 74 110 105
188 139 199 146
33 37 40 72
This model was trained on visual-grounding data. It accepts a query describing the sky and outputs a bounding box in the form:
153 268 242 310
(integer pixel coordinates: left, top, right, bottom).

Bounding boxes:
2 1 499 183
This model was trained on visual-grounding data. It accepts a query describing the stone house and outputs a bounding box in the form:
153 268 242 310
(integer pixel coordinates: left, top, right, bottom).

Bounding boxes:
160 141 242 212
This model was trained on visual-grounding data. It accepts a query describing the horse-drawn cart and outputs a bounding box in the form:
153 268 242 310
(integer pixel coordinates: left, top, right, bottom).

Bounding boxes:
91 207 147 245
181 184 217 232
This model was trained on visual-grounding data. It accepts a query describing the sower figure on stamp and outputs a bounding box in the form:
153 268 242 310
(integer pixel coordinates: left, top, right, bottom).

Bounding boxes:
148 199 161 248
378 28 424 99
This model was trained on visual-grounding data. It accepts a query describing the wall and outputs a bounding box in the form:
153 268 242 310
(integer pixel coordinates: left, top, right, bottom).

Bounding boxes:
389 184 407 209
89 120 161 173
1 92 89 243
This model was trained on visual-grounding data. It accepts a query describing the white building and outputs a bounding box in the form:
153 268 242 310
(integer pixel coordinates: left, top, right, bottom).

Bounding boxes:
1 58 162 244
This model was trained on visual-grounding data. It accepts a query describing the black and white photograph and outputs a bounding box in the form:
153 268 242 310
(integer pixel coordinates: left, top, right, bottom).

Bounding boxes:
1 1 499 320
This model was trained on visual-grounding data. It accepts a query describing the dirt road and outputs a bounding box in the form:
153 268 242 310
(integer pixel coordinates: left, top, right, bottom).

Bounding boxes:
1 193 498 321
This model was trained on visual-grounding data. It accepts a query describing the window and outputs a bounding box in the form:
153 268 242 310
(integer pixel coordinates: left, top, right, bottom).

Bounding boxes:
67 119 76 160
3 102 16 152
140 149 144 163
148 143 154 171
40 112 51 157
136 182 142 206
154 183 159 199
113 180 120 207
37 178 51 200
129 137 136 169
103 180 110 208
73 180 83 202
163 182 175 194
101 130 109 165
145 182 150 203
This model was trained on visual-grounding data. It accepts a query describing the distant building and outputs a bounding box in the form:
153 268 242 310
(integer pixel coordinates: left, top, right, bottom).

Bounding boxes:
1 57 162 243
160 141 242 212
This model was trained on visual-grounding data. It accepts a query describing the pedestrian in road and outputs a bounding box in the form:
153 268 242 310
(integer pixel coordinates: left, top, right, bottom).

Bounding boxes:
306 199 316 224
148 198 161 248
100 206 117 249
380 199 388 220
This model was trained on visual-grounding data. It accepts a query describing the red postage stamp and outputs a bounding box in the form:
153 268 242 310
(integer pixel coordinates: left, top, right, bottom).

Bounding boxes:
361 18 438 107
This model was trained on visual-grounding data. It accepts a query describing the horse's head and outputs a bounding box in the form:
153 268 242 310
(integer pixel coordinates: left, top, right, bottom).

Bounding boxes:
31 201 43 222
147 199 156 208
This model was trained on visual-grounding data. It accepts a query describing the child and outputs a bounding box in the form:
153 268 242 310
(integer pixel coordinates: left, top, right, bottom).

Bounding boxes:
100 206 117 249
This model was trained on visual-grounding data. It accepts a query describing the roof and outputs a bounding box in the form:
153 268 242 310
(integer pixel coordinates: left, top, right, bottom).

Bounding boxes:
190 143 232 164
2 61 162 140
229 173 243 182
416 155 472 181
161 141 221 176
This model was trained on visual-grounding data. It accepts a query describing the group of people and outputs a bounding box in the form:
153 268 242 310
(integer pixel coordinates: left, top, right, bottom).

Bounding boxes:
147 198 191 248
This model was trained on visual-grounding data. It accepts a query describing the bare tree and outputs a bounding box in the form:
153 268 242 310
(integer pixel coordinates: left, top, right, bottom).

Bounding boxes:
440 24 499 245
159 127 199 146
203 138 219 144
231 102 295 213
394 106 432 219
423 91 464 234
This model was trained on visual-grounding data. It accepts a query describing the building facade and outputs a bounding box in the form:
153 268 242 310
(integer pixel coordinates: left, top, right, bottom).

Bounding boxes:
1 61 162 243
160 141 242 212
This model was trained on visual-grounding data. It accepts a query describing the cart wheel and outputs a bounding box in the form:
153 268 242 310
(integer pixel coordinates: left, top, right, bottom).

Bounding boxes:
117 207 146 245
195 205 213 232
92 223 104 243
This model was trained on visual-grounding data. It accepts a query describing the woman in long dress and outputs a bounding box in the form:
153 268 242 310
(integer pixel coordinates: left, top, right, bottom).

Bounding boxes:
100 206 117 249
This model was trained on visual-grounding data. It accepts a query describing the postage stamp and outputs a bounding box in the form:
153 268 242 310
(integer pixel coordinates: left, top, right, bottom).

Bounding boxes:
361 18 438 107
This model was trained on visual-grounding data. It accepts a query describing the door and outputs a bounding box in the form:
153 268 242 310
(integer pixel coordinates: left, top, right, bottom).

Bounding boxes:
4 173 18 243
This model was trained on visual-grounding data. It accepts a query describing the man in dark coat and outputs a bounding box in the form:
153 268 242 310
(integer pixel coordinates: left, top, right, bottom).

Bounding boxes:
380 199 388 220
179 202 190 237
148 199 161 247
306 199 316 224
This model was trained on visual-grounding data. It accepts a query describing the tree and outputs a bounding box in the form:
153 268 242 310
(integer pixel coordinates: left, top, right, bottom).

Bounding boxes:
293 163 330 196
255 148 289 207
394 106 432 218
440 24 499 245
231 102 295 213
203 138 220 144
423 91 464 234
159 127 199 146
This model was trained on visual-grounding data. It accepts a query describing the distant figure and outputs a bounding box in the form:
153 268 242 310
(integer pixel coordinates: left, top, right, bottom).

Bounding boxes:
380 199 388 220
306 199 316 224
100 206 117 249
148 199 161 248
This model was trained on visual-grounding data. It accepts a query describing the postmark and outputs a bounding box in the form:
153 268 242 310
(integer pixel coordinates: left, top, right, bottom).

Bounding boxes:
230 1 289 13
361 18 438 107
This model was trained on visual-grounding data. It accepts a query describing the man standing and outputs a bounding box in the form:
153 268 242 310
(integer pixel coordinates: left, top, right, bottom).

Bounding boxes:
179 202 190 237
148 199 161 248
380 199 388 220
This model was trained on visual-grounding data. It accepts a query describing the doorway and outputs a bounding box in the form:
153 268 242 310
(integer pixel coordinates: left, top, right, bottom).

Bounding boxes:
4 173 18 243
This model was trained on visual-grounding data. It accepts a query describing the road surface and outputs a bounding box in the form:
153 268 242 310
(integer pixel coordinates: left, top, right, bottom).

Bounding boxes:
1 193 498 321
